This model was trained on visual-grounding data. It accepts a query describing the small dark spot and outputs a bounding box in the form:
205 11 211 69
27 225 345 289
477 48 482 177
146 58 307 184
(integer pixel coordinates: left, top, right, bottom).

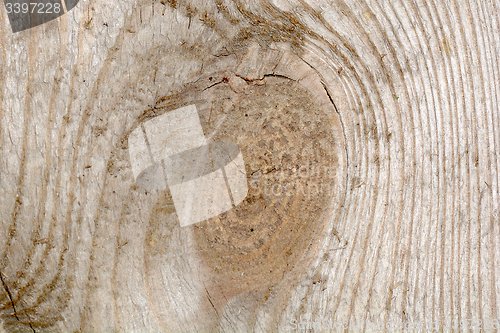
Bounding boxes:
245 114 248 117
250 228 254 232
209 77 213 81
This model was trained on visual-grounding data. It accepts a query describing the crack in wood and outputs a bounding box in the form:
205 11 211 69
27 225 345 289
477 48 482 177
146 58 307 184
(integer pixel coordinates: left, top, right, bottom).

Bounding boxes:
0 272 36 333
321 81 349 197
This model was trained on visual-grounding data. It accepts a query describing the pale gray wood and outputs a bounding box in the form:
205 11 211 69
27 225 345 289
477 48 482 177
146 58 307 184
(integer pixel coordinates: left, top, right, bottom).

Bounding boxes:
0 0 499 332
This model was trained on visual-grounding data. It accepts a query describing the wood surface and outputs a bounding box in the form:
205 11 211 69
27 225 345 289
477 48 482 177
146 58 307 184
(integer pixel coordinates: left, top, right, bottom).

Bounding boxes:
0 0 499 331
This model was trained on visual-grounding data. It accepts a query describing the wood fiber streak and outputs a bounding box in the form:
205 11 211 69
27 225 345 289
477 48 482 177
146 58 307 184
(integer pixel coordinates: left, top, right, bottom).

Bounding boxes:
0 0 499 332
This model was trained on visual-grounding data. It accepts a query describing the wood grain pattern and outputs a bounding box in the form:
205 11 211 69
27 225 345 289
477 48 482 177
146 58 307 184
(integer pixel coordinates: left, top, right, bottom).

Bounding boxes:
0 0 499 331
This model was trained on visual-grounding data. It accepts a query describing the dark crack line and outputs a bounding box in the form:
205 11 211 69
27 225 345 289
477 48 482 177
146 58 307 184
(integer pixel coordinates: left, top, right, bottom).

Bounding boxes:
204 286 220 320
203 72 294 93
321 81 350 199
235 73 295 83
25 313 36 333
0 272 19 322
0 272 35 332
263 73 295 81
202 78 228 91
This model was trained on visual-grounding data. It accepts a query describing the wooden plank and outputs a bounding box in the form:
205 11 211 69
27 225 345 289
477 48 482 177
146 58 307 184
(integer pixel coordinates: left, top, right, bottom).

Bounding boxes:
0 0 499 331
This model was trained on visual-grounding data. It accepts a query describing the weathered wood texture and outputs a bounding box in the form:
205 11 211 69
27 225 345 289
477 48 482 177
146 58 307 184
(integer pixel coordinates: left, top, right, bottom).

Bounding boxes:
0 0 499 331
